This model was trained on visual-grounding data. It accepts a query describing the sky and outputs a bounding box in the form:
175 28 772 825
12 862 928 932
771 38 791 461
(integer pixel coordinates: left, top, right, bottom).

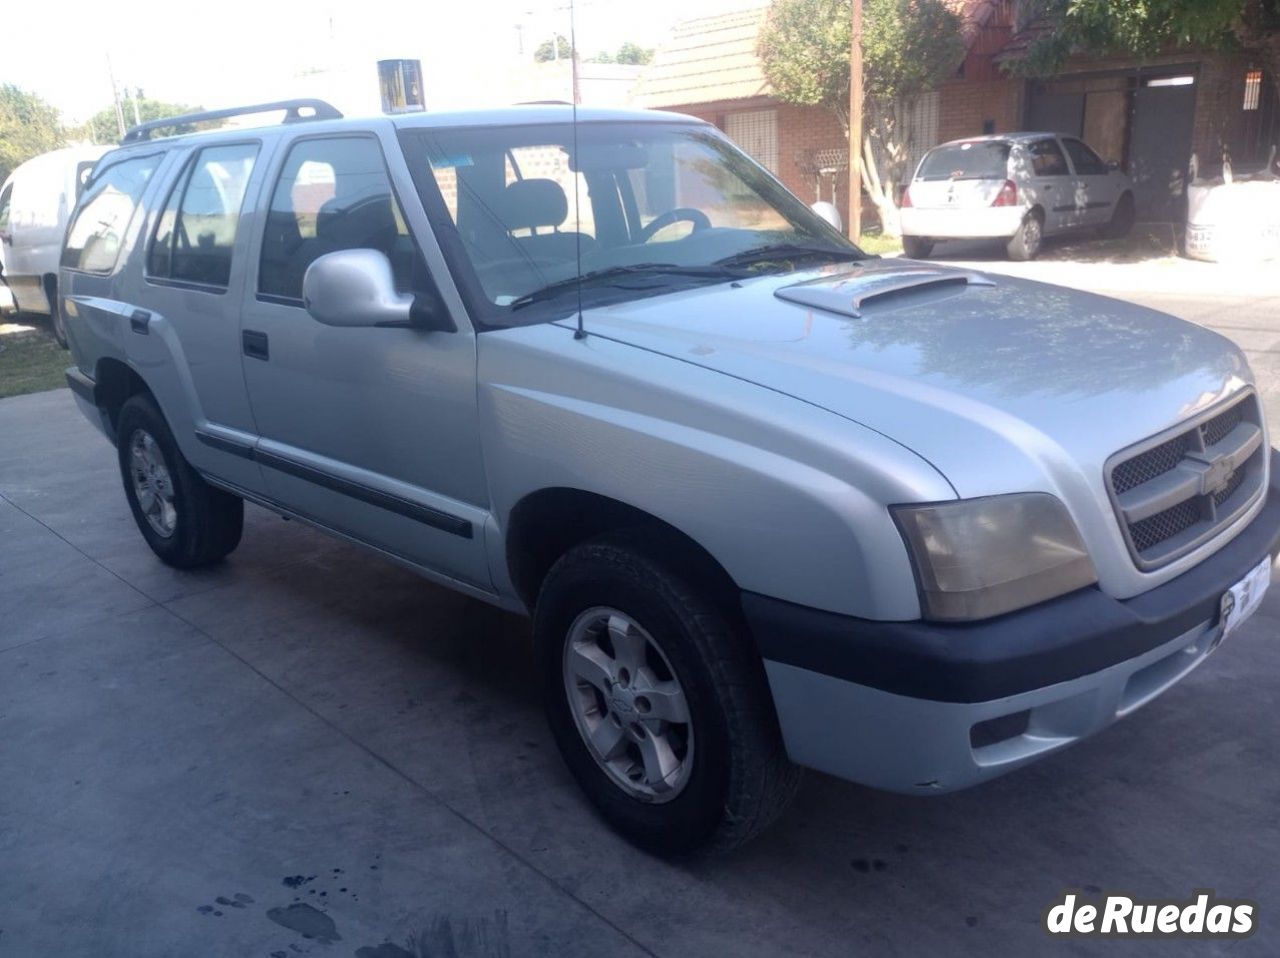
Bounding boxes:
3 0 756 124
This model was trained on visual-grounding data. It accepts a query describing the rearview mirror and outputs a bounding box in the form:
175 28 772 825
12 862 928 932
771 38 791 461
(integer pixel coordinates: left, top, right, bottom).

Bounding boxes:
303 249 452 331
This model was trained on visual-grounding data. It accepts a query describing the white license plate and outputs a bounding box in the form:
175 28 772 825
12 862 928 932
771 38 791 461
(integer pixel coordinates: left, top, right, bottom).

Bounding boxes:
1219 556 1273 642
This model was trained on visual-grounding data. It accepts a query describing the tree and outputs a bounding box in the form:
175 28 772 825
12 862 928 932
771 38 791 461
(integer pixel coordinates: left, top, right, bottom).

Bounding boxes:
1013 0 1280 101
587 43 656 64
535 35 574 62
84 93 205 144
616 42 655 65
758 0 965 234
0 84 66 184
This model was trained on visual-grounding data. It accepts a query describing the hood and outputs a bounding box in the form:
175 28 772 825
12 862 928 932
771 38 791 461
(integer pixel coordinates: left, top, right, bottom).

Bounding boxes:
566 260 1252 497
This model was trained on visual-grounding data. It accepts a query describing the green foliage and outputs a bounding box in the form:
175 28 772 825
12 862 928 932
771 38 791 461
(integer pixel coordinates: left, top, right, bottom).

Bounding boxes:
587 42 655 64
0 85 66 184
1014 0 1250 75
758 0 965 122
535 35 574 62
84 93 205 144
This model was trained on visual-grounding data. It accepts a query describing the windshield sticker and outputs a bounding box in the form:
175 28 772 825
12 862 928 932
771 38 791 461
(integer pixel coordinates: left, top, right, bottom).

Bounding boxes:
427 151 474 170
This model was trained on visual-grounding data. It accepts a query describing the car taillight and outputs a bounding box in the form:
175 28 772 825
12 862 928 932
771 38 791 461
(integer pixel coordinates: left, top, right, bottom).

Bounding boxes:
992 180 1018 207
900 186 913 208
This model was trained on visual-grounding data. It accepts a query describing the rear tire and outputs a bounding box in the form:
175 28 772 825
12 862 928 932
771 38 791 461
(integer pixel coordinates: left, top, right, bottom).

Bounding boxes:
1103 192 1135 239
116 393 243 568
1006 210 1043 261
535 532 800 856
45 276 67 349
901 236 934 259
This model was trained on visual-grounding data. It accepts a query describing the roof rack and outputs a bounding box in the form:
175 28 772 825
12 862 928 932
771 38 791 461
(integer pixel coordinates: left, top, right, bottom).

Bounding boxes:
121 99 343 144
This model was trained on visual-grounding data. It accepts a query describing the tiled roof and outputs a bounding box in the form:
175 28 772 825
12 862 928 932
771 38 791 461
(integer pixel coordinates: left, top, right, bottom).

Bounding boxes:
994 14 1056 63
630 4 772 109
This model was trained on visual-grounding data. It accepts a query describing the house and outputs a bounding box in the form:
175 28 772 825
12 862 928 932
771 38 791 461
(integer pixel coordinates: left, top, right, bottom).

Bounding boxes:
631 1 1279 224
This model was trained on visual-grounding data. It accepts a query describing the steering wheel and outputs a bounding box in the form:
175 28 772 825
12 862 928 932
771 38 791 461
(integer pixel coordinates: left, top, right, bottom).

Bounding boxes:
636 207 711 243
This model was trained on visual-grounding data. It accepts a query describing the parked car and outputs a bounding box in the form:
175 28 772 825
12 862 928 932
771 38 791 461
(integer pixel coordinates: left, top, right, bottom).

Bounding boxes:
63 102 1279 854
900 132 1136 260
0 144 110 345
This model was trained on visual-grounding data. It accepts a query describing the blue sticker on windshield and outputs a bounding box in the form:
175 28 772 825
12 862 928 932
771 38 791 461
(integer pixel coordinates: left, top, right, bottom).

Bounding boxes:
428 151 474 170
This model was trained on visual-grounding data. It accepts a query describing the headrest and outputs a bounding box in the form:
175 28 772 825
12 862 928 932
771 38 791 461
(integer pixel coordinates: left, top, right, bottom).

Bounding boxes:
500 178 568 231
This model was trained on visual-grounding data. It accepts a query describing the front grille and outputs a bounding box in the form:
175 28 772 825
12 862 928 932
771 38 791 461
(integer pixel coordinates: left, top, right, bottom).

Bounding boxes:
1106 393 1266 569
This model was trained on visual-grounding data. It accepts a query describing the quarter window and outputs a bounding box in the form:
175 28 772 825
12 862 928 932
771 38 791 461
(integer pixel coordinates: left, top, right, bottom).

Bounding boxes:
62 154 160 273
148 143 259 288
1063 138 1108 176
258 137 414 302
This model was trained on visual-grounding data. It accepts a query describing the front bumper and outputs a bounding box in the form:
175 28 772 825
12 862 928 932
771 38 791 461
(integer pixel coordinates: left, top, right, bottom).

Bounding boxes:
900 206 1025 239
745 453 1280 793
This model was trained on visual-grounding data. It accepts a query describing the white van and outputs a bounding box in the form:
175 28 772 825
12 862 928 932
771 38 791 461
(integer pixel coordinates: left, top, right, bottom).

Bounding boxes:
0 145 110 344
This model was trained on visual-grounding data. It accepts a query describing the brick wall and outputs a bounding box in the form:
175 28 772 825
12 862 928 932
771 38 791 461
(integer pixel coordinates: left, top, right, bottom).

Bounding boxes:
669 98 878 227
936 78 1024 142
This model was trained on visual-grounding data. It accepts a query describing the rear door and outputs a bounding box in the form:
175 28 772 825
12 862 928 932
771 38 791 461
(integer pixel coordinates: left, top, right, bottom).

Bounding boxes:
1061 137 1117 227
909 140 1011 209
1022 137 1075 233
0 182 12 277
136 139 270 496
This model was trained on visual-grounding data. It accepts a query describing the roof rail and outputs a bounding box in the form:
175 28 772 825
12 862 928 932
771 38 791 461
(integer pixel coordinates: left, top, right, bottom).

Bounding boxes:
121 99 343 144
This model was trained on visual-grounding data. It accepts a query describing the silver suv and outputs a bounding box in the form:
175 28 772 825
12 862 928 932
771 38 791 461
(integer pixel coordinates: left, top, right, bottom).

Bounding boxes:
62 101 1280 854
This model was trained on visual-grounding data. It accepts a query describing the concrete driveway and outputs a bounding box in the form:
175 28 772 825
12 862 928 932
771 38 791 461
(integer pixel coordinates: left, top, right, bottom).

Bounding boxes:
3 286 1279 955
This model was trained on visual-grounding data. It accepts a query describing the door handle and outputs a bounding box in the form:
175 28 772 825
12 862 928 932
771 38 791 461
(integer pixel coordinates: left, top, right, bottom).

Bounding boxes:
242 329 270 361
130 309 152 334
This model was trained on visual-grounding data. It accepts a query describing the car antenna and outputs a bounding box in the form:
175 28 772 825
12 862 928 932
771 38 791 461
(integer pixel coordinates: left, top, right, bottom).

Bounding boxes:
569 0 586 340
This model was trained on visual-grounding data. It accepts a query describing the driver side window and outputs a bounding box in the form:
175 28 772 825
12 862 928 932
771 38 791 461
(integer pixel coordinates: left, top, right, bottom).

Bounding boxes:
257 136 414 303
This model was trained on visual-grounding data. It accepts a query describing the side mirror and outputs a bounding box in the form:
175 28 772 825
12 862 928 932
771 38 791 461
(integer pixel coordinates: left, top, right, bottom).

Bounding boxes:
811 200 843 232
1107 160 1121 172
302 249 453 331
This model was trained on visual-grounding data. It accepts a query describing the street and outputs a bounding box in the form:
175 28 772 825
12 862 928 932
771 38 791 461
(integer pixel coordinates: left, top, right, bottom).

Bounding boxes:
1 272 1278 956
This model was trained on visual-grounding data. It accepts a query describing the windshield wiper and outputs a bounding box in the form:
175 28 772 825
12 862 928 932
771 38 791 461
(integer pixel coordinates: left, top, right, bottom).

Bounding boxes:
509 263 743 310
714 244 864 270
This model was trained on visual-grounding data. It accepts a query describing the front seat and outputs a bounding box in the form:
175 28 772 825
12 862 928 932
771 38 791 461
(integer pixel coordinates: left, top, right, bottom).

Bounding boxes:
498 178 594 263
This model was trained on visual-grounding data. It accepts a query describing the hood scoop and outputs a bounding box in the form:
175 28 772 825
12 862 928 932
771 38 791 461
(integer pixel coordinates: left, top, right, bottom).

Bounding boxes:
774 263 995 319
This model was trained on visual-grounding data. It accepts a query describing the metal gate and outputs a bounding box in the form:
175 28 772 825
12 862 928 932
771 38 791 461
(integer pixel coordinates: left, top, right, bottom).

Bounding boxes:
1128 82 1198 222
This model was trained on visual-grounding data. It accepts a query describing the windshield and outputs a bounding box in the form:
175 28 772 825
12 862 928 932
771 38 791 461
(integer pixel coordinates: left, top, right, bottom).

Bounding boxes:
399 121 862 326
916 141 1011 181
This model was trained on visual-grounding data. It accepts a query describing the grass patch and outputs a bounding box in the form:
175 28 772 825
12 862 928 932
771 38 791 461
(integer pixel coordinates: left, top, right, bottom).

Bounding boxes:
854 231 903 257
0 324 68 399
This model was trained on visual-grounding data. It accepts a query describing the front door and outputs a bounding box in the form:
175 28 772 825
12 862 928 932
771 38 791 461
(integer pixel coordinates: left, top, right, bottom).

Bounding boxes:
1061 136 1118 227
238 130 491 590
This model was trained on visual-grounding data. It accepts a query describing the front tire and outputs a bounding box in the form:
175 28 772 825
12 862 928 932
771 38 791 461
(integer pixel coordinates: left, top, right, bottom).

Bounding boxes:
116 394 243 568
535 533 800 856
1006 210 1044 261
901 236 934 259
1103 192 1135 239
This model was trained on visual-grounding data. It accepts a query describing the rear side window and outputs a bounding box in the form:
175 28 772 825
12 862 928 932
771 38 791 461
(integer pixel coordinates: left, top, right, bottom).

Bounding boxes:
148 143 259 289
916 142 1010 181
1027 139 1069 176
258 136 413 303
1063 138 1108 175
62 154 160 273
0 184 11 234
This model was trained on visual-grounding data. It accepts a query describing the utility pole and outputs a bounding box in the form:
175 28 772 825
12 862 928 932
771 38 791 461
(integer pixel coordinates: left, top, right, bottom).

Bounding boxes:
106 54 125 139
848 0 863 241
131 87 142 126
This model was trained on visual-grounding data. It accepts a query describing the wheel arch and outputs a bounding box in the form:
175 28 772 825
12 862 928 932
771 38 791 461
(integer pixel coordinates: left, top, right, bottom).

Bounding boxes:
505 486 744 624
94 357 156 444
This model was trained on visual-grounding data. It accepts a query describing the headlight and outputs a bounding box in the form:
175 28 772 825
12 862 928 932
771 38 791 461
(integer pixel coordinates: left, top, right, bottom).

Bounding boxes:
893 493 1097 622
